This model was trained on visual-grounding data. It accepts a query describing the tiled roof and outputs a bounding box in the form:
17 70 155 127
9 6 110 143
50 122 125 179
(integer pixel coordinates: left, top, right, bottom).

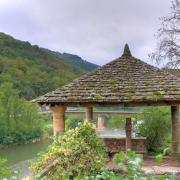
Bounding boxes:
36 44 180 106
165 69 180 78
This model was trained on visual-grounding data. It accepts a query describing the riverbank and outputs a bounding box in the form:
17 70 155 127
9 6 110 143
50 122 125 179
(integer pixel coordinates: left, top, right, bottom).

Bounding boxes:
0 137 44 150
0 121 53 150
0 139 51 166
0 139 52 179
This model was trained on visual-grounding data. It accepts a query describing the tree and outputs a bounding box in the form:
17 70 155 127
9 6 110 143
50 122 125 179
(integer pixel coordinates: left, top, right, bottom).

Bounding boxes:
0 82 45 145
135 107 171 152
151 0 180 67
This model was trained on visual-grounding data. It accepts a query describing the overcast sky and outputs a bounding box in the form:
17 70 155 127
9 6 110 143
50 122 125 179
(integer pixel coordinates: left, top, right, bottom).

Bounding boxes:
0 0 171 65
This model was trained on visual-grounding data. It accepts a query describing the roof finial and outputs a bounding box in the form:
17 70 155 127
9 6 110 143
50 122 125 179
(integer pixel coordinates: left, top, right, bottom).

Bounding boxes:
122 44 132 56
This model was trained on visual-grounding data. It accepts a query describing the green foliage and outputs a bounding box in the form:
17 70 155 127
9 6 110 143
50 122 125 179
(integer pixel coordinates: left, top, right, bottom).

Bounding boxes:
48 51 98 72
105 115 125 129
155 147 171 164
43 115 53 137
0 157 21 179
163 147 171 156
155 154 163 164
33 141 174 180
32 122 108 179
99 107 140 129
0 82 45 146
76 169 121 180
73 150 174 180
0 32 98 100
65 115 83 130
0 157 11 178
97 150 173 180
135 107 171 152
113 150 143 179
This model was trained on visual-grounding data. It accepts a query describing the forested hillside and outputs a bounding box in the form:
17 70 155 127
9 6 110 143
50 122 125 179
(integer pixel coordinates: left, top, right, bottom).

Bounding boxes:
0 33 98 99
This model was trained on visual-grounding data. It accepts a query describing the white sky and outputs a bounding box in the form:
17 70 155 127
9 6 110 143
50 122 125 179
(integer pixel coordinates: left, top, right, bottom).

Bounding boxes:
0 0 171 66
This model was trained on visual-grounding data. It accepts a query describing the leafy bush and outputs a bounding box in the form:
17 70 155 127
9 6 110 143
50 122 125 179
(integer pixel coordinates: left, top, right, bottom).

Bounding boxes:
0 157 21 179
32 122 108 179
80 150 143 180
0 82 45 146
74 150 174 180
135 107 171 152
0 157 11 178
113 150 143 179
65 115 83 130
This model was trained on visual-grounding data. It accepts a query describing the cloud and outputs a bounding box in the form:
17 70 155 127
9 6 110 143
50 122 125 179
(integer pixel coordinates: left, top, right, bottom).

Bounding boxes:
0 0 171 65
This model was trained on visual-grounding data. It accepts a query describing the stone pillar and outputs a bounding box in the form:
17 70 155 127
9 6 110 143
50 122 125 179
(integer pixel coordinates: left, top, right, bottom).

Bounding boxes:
85 106 93 122
171 106 180 159
51 105 66 137
97 114 105 132
125 117 132 151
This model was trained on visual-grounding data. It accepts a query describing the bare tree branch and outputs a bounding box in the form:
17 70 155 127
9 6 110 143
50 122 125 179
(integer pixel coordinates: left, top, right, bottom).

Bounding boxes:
150 0 180 68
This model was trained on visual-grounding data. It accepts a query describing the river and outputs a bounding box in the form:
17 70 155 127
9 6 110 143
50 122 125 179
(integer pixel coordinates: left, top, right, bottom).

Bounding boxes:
0 129 128 178
0 139 51 178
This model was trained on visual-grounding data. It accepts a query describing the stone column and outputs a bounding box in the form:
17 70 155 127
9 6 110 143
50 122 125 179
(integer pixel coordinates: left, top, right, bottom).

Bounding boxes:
97 114 105 132
125 117 132 151
51 105 66 137
85 106 93 122
171 106 180 159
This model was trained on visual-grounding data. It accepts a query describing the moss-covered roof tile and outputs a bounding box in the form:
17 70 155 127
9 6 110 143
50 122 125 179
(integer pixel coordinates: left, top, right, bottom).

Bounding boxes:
35 44 180 106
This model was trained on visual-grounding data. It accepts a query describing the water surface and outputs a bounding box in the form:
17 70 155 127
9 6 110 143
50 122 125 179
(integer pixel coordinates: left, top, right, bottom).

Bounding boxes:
0 139 51 166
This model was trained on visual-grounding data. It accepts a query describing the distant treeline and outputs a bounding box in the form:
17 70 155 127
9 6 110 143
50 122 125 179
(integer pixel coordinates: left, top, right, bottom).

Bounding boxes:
0 82 45 146
0 32 98 100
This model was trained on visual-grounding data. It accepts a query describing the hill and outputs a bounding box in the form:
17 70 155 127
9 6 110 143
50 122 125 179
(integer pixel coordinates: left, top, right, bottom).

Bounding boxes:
44 50 97 72
0 32 98 99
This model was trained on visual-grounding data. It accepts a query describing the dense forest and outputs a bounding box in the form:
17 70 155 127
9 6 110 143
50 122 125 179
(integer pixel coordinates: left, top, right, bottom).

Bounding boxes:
0 32 98 146
0 32 98 99
0 82 45 146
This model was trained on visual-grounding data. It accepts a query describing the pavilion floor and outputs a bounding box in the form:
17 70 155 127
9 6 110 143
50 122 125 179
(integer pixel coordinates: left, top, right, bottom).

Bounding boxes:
108 155 180 177
142 156 180 174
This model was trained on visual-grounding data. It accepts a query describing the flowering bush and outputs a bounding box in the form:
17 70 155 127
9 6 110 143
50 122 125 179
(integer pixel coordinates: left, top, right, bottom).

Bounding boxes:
32 122 108 179
32 123 174 180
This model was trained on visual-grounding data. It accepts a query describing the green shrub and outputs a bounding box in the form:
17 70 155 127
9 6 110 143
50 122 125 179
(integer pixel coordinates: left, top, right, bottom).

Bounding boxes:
79 150 143 180
78 150 174 180
135 107 171 152
96 150 174 180
0 157 11 178
0 82 45 146
32 122 108 179
113 150 143 179
65 115 83 130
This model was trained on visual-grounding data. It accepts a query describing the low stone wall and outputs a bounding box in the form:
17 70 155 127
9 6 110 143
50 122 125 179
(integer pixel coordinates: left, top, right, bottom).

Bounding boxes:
102 137 146 154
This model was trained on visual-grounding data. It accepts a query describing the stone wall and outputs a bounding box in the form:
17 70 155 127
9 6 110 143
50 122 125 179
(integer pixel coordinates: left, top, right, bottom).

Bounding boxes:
102 137 146 154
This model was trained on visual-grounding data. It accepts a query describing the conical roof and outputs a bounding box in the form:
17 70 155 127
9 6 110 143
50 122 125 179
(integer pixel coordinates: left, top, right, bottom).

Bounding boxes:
166 69 180 78
36 44 180 106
